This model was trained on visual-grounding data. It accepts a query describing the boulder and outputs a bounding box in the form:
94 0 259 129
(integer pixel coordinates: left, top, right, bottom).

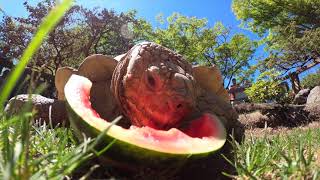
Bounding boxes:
304 103 320 120
306 86 320 104
5 94 68 126
305 86 320 120
293 89 310 104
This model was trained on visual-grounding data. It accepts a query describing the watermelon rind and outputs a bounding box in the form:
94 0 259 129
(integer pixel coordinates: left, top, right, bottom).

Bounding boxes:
65 75 226 167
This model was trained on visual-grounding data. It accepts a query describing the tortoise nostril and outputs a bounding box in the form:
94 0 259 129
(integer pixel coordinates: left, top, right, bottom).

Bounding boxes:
177 104 182 108
147 74 156 87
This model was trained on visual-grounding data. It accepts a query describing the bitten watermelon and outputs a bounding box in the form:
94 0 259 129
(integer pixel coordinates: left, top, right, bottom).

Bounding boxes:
65 74 226 166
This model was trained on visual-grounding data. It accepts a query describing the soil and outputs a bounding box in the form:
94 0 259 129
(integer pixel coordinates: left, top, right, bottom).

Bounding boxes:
240 112 320 137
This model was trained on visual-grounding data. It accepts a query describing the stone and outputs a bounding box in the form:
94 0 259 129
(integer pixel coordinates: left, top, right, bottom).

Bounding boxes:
293 88 310 104
5 94 68 126
304 86 320 120
306 86 320 104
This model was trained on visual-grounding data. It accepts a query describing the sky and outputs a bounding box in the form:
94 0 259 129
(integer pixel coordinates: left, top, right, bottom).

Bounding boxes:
0 0 256 37
0 0 318 79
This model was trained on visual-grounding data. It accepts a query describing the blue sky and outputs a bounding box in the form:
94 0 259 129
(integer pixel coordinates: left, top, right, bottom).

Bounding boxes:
0 0 318 79
0 0 256 37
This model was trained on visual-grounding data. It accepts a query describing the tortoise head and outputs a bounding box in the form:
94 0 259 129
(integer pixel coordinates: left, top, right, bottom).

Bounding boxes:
112 42 196 130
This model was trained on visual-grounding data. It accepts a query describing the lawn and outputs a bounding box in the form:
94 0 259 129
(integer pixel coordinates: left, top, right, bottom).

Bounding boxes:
232 127 320 179
0 112 319 179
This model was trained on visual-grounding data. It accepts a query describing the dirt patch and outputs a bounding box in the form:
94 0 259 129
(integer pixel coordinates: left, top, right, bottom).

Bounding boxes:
239 110 313 129
244 120 320 137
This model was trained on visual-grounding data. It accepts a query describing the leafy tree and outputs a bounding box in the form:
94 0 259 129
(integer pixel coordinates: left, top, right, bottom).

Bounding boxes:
212 28 256 87
301 69 320 89
79 8 140 57
0 0 83 74
0 0 144 75
232 0 320 34
137 13 256 87
232 0 320 75
0 16 28 63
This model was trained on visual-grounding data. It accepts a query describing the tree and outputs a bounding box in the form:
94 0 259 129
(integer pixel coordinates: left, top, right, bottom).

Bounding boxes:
301 69 320 89
136 13 256 87
0 0 144 75
0 0 84 75
0 16 28 63
78 8 140 57
232 0 320 34
211 26 256 87
232 0 320 78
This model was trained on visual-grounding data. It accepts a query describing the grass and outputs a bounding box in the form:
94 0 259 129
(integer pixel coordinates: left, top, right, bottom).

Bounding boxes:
229 128 320 179
1 113 319 179
0 111 319 180
0 116 95 179
0 0 98 179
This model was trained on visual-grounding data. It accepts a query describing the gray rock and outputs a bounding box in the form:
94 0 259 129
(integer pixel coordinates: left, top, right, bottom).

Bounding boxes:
5 94 68 126
304 86 320 120
304 103 320 120
293 89 310 104
306 86 320 104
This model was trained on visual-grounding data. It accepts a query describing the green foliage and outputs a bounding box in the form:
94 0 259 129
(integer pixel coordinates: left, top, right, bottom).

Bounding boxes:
232 0 320 75
263 26 320 72
301 69 320 89
228 129 320 179
232 0 320 35
0 1 144 75
136 13 256 87
245 70 285 103
138 13 216 63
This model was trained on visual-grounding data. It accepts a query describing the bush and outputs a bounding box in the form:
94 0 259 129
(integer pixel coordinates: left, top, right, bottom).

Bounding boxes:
301 70 320 89
245 70 290 103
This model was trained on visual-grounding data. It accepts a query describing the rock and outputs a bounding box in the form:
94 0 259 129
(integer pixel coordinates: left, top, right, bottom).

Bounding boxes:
293 89 310 104
306 86 320 104
304 86 320 120
5 94 68 126
304 103 320 120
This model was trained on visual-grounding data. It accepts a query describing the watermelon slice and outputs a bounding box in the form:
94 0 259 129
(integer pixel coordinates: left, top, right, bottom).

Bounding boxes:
65 74 226 166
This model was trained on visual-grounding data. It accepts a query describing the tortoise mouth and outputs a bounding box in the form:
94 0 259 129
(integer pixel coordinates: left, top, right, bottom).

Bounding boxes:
125 97 194 130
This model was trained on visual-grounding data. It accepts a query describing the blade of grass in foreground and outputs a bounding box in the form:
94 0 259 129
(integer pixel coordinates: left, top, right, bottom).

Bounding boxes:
0 0 73 111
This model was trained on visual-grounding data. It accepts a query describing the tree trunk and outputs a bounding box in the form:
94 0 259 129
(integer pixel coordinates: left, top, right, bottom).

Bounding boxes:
290 72 301 94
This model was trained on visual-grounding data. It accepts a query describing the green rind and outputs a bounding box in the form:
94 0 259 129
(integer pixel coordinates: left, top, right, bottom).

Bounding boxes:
66 103 222 167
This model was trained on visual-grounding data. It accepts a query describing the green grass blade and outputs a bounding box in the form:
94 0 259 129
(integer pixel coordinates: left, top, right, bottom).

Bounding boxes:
0 0 73 110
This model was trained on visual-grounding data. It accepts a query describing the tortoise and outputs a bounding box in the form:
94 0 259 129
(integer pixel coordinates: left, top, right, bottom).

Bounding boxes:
55 42 242 138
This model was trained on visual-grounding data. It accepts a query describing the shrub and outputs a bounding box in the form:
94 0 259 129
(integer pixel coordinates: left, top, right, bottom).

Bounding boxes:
245 70 290 103
301 70 320 89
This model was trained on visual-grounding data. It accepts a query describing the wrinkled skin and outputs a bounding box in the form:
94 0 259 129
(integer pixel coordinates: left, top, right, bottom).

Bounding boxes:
112 42 197 130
